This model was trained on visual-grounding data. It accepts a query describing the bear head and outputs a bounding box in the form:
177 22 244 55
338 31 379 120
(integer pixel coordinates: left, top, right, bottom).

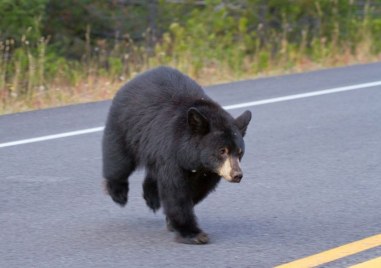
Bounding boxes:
187 107 252 183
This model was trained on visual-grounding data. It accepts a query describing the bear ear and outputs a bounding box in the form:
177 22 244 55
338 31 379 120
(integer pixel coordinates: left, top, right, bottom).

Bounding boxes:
188 107 209 135
235 110 252 137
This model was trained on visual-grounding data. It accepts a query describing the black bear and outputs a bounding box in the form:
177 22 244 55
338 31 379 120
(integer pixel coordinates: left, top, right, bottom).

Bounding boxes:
102 66 251 244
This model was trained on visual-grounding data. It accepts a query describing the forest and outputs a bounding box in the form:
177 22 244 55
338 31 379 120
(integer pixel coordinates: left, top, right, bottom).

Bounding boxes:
1 0 380 114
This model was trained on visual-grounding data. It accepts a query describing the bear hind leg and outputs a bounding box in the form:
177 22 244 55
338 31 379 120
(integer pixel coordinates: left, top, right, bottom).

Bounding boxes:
102 131 136 206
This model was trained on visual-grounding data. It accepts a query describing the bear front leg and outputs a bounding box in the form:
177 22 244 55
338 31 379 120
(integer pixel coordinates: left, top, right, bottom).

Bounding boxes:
158 169 209 245
143 173 161 212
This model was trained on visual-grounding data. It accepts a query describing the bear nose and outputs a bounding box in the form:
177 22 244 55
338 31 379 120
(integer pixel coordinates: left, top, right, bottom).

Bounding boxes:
232 172 243 183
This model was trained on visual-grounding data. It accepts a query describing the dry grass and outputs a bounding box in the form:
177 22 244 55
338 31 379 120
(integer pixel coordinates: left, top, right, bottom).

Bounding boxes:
2 51 380 115
1 28 380 115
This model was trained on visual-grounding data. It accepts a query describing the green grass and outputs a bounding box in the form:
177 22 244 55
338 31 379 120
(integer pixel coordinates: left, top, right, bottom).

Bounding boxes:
1 13 381 114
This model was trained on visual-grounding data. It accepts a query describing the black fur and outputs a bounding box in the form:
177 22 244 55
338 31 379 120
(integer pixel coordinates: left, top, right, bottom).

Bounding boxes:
102 66 251 244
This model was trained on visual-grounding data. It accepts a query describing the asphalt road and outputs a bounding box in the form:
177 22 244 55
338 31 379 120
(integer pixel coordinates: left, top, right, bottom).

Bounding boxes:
1 62 381 268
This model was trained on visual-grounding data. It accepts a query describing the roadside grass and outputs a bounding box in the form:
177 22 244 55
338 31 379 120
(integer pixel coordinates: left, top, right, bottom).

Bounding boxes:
1 22 380 115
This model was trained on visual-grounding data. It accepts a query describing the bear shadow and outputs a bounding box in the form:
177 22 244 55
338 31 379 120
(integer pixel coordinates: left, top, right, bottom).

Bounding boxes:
200 215 288 246
98 216 171 245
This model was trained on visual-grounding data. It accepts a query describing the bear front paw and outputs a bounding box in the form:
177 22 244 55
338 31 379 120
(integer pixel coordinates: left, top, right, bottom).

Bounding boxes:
143 192 161 212
175 232 209 245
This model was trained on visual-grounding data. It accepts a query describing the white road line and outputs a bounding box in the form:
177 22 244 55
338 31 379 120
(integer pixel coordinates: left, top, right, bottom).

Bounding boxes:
223 80 381 110
1 80 380 148
0 127 105 148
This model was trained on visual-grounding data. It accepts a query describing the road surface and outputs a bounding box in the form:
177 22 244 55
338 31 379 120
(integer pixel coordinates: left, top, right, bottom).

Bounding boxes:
1 62 381 267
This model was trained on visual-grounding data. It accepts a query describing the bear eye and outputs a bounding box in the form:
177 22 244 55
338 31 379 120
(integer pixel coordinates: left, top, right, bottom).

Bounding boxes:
219 148 228 155
238 148 243 158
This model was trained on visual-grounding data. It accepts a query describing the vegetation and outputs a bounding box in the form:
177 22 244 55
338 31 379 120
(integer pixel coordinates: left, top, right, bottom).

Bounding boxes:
1 0 380 114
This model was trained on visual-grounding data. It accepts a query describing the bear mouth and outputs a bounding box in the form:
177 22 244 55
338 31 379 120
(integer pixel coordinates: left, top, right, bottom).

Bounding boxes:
221 175 242 183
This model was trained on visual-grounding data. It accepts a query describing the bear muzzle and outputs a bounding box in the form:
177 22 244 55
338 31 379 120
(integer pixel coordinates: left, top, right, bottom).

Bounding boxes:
231 170 243 183
218 156 243 183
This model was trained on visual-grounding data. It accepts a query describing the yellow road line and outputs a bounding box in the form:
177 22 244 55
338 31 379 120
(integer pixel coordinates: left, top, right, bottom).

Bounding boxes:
349 256 381 268
274 234 381 268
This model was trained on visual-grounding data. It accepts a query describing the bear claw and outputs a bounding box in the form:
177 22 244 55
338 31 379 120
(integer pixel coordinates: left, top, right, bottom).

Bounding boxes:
144 194 161 212
166 217 175 232
175 232 209 245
